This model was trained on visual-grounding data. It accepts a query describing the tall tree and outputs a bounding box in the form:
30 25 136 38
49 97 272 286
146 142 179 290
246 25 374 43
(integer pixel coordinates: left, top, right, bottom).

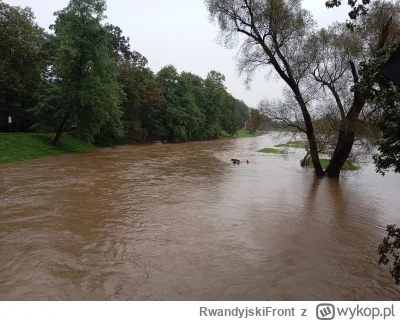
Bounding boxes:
247 108 262 134
43 0 123 145
156 65 202 142
118 58 164 142
235 99 250 129
205 0 325 176
206 71 238 136
0 1 47 132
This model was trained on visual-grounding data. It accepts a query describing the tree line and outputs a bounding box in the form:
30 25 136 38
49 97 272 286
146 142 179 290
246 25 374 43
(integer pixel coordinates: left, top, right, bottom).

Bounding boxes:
0 0 252 145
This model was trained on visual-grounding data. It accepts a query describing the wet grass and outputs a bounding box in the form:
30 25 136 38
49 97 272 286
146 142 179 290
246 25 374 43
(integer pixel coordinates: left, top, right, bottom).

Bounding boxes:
257 147 291 154
219 129 263 139
274 141 307 148
308 158 361 171
0 133 95 165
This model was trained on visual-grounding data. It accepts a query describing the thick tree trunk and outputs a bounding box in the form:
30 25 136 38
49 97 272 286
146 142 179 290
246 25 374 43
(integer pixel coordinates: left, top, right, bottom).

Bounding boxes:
53 112 70 146
296 96 324 176
324 119 356 177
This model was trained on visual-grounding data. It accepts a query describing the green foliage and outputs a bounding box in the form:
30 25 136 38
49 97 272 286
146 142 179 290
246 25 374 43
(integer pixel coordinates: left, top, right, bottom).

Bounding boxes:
355 45 400 175
118 59 164 142
235 99 250 129
154 66 238 142
247 108 263 134
3 0 245 150
378 225 400 285
32 0 124 144
373 102 400 175
0 133 95 164
0 1 47 130
258 148 289 154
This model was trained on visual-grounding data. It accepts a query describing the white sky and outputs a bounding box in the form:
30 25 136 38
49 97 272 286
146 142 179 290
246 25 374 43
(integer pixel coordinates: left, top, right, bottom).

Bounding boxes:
7 0 350 107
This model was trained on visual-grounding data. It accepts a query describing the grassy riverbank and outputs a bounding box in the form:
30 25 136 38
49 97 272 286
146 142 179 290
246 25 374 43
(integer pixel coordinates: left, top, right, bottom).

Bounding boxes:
1 129 263 165
219 129 263 139
0 133 95 164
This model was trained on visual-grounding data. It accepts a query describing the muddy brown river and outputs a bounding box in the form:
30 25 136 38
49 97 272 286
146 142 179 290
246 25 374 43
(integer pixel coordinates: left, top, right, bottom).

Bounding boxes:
1 134 400 300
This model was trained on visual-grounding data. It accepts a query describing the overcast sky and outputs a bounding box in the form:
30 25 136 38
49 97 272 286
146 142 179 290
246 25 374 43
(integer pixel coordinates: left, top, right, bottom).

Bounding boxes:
8 0 350 107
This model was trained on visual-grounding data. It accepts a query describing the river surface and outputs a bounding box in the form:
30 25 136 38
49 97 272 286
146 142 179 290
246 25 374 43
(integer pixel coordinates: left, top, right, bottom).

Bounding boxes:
1 134 400 300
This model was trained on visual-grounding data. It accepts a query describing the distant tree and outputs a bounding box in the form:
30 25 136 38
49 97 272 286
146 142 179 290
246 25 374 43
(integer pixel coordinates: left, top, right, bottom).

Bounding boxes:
247 108 262 134
156 65 202 142
235 99 250 129
37 0 124 146
0 1 47 131
206 71 238 136
220 92 238 135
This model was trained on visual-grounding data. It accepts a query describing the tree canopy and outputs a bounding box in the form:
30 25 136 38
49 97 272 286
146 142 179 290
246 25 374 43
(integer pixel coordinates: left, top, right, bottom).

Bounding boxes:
2 0 245 145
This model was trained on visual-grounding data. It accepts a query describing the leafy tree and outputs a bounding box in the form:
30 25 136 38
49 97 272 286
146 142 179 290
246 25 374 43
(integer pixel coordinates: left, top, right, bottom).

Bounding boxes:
235 99 250 129
156 65 202 142
205 0 325 176
0 1 47 132
220 92 238 135
206 71 238 136
247 108 262 134
378 225 400 284
118 58 164 142
206 0 399 177
33 0 124 146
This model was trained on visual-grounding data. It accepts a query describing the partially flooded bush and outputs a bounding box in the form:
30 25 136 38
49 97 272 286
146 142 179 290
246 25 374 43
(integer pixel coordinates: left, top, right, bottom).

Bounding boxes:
378 225 400 284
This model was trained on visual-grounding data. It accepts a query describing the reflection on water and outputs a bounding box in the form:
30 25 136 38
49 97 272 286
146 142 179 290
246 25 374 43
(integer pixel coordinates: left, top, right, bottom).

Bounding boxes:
0 134 400 300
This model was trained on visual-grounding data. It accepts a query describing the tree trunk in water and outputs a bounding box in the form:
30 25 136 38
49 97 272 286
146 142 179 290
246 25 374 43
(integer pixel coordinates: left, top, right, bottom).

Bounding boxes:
53 112 70 146
301 151 310 167
296 96 324 176
324 119 356 178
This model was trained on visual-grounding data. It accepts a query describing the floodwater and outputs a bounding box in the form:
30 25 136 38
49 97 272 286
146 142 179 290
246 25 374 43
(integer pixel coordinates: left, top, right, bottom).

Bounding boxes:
1 134 400 300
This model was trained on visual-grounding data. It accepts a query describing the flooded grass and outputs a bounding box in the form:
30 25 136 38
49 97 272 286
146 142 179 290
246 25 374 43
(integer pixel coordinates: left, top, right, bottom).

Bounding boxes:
274 141 307 148
257 147 290 154
309 158 361 170
219 129 263 139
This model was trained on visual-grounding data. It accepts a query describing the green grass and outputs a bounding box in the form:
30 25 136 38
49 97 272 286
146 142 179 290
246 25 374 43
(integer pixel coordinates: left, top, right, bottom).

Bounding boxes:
257 147 290 154
274 141 307 148
308 158 361 171
219 129 263 139
0 133 96 165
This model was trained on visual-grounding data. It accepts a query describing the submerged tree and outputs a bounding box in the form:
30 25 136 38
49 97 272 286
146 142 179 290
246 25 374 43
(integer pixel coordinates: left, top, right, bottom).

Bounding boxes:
205 0 324 175
205 0 399 177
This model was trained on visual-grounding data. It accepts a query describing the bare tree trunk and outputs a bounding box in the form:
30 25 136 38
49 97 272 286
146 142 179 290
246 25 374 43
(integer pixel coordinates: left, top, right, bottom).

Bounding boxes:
325 95 364 177
324 119 356 177
296 96 324 176
301 150 310 167
53 112 70 146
